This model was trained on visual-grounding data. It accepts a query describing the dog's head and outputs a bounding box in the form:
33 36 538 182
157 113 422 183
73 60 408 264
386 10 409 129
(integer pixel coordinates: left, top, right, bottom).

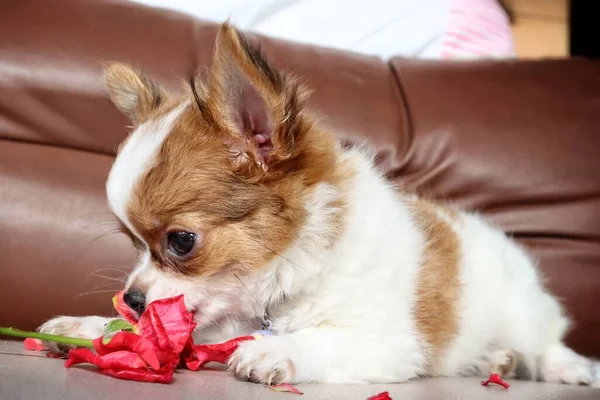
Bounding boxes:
104 23 347 335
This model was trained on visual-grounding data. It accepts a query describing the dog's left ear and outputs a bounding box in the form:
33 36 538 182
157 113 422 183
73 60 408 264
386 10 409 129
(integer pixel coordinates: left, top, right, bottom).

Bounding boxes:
103 62 165 124
199 22 309 180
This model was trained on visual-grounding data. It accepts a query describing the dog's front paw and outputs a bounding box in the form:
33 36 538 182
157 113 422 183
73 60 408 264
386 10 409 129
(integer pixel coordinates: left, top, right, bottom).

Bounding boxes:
38 316 113 354
228 336 296 385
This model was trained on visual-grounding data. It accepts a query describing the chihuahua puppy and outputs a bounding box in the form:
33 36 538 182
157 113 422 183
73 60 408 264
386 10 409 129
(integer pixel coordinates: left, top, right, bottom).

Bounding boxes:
39 23 598 386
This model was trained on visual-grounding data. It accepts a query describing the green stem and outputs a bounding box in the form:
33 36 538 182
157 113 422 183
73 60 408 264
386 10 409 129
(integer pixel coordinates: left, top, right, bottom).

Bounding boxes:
0 327 94 348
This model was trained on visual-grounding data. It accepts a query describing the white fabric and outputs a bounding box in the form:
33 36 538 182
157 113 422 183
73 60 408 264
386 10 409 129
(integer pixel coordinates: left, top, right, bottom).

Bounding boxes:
130 0 450 59
441 0 515 59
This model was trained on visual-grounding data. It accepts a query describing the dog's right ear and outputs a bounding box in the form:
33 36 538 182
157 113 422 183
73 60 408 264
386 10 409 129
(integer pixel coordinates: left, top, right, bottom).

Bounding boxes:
201 22 310 181
103 62 164 123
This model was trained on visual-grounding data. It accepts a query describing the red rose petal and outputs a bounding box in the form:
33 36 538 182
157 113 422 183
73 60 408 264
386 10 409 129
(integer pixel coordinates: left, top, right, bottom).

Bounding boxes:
142 306 174 351
137 295 196 357
185 335 256 370
367 392 392 400
62 295 198 384
112 291 138 325
65 348 146 370
24 338 46 351
481 373 510 389
98 365 175 383
93 332 164 370
101 351 147 369
57 294 277 384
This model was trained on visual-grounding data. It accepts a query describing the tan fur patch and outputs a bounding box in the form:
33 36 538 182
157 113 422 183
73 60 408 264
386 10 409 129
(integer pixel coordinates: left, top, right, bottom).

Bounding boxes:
409 197 461 375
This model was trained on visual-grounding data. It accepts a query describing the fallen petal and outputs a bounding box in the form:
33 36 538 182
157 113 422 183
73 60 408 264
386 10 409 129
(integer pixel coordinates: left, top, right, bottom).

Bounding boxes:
481 373 510 389
268 383 304 395
367 392 392 400
23 338 46 351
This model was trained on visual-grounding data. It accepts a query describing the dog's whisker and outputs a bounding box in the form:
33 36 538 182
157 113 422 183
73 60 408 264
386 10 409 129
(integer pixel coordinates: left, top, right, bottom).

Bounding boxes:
85 222 121 230
245 236 308 272
232 272 266 320
82 267 129 282
63 212 116 226
79 269 130 295
93 265 130 272
75 288 123 298
76 211 115 217
80 279 123 292
79 285 122 297
91 229 124 242
85 273 127 284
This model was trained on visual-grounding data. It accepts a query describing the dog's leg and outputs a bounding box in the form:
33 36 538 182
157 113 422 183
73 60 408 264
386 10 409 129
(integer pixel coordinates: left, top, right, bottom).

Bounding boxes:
228 327 422 384
486 348 518 377
539 342 594 385
38 316 118 353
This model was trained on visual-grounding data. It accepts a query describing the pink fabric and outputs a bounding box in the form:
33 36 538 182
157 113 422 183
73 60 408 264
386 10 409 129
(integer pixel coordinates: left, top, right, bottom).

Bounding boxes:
441 0 515 59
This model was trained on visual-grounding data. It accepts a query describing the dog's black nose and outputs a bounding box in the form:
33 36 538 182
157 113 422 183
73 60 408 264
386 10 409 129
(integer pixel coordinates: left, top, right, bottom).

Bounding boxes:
123 290 146 314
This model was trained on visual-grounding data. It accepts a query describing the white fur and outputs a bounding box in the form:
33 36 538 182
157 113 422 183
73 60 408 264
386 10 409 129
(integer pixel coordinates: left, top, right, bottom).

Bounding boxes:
105 102 189 240
43 118 598 386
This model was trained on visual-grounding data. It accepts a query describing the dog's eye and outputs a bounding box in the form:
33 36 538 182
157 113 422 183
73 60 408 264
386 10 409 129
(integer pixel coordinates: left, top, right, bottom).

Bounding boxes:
167 231 197 257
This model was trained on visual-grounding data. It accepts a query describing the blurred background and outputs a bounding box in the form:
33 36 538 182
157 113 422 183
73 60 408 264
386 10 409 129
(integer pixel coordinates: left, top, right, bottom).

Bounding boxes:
129 0 591 60
502 0 569 58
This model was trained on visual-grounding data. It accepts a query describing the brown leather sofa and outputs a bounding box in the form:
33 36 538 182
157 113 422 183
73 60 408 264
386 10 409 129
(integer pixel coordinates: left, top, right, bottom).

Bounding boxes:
1 1 599 399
